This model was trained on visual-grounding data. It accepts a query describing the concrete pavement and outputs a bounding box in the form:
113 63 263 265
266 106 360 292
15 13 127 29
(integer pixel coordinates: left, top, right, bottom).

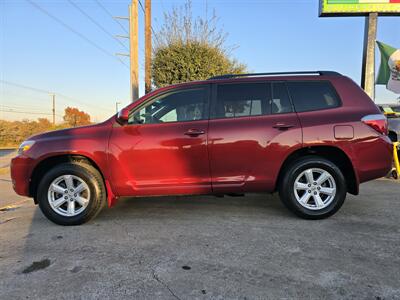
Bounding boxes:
0 176 399 299
0 174 29 208
0 149 16 169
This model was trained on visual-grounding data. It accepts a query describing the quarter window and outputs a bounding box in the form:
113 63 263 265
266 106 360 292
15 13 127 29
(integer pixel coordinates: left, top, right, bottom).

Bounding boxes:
287 81 340 112
129 87 208 124
215 83 270 118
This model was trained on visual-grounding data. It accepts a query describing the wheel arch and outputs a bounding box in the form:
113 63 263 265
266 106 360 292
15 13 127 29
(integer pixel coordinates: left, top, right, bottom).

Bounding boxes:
29 154 110 204
388 130 398 142
276 145 359 195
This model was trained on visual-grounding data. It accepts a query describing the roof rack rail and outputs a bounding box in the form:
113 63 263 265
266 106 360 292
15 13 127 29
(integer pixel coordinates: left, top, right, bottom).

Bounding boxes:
208 71 342 80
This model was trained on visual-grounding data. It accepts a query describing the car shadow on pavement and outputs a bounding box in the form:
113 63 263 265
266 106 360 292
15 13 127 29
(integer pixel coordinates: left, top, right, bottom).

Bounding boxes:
0 193 296 299
98 193 291 221
3 181 400 299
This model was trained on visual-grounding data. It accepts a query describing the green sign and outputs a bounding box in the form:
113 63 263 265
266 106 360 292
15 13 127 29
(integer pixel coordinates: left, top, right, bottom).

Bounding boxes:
320 0 400 16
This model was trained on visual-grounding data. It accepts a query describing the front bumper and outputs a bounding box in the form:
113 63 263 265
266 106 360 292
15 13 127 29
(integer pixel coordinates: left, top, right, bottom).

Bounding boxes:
10 155 34 197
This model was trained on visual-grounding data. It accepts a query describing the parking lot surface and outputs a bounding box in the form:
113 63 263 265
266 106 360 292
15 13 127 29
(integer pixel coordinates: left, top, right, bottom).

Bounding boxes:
0 173 399 299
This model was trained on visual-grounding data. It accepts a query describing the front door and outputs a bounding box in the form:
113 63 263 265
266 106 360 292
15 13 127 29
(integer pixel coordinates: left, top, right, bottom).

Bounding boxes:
208 81 302 193
109 85 211 196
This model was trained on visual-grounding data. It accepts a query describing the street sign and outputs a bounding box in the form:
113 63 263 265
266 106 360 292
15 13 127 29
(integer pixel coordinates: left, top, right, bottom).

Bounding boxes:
320 0 400 16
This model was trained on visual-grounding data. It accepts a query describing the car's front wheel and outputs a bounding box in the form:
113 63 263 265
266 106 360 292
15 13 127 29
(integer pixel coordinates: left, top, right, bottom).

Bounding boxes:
37 162 106 225
279 156 347 219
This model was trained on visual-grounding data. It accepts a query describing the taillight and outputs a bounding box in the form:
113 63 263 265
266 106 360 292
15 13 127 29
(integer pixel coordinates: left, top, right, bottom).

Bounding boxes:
361 114 388 135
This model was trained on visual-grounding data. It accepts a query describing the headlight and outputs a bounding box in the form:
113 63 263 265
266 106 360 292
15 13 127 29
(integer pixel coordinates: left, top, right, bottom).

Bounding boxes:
18 140 35 155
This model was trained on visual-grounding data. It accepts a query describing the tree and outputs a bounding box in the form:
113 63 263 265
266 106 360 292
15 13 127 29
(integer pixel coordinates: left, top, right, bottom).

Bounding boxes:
152 0 246 88
0 118 57 147
63 107 91 127
37 118 53 131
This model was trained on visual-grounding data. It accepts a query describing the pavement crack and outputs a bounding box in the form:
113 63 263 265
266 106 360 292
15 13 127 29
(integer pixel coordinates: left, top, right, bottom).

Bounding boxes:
0 217 16 224
152 268 181 300
0 206 19 212
0 200 29 212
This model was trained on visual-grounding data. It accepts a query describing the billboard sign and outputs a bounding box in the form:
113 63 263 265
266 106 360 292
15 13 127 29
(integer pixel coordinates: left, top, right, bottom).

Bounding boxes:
320 0 400 16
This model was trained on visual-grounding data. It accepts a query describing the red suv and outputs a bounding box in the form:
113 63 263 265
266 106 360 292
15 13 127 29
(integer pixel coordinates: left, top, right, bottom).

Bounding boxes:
11 71 393 225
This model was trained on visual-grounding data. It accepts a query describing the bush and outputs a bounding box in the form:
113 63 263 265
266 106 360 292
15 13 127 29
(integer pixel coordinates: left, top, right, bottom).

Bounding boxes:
152 41 245 87
151 0 246 88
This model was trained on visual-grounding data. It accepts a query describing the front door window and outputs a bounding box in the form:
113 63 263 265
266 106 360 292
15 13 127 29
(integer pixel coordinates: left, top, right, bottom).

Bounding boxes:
129 88 208 125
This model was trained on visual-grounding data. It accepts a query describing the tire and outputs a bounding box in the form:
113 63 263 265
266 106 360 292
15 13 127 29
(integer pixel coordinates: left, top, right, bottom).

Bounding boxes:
388 131 397 143
392 169 399 180
37 162 106 225
279 156 347 220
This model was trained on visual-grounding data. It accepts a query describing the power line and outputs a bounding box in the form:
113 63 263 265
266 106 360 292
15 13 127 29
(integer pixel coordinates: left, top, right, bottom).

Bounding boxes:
26 0 129 69
1 91 54 103
138 0 145 14
1 104 51 111
138 0 160 46
0 80 112 112
0 109 63 117
57 93 111 112
67 0 129 51
1 80 49 94
94 0 129 34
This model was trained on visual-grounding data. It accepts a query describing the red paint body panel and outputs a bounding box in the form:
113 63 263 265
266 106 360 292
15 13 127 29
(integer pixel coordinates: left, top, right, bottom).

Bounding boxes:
108 120 211 196
208 113 302 193
10 74 393 207
297 76 393 185
11 121 113 196
334 125 354 140
10 155 33 196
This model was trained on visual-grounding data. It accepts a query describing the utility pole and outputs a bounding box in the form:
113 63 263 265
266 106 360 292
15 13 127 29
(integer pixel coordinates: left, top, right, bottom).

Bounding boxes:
114 0 139 102
145 0 152 94
129 0 139 102
361 12 378 100
50 93 56 125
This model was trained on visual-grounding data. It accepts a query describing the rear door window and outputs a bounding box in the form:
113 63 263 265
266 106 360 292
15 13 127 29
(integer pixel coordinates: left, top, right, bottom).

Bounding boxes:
214 83 270 119
271 82 293 114
287 81 340 113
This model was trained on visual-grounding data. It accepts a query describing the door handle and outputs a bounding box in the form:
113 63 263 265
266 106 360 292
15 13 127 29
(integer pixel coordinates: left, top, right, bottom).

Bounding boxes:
184 129 205 137
273 123 295 130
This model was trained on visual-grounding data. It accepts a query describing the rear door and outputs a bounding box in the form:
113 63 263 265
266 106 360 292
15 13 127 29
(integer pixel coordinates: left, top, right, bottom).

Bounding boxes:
208 81 302 193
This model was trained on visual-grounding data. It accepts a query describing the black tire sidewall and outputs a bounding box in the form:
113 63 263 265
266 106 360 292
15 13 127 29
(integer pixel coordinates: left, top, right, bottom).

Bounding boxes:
280 157 347 219
37 163 105 225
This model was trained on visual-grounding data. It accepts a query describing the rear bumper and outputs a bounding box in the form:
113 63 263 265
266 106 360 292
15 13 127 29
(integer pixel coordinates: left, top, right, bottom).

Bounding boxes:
10 155 34 197
354 135 393 184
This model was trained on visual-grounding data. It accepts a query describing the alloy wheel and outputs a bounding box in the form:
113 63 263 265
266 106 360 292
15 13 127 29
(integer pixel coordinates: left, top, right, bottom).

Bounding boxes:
293 168 337 210
47 174 90 217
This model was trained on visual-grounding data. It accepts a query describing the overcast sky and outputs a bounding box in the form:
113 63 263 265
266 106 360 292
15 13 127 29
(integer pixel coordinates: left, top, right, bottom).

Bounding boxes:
1 0 399 122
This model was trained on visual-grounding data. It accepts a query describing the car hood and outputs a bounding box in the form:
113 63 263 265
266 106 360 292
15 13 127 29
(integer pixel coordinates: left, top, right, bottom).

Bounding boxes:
27 119 113 142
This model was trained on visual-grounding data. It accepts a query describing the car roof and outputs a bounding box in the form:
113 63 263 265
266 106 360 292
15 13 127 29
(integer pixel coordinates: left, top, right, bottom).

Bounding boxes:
207 71 341 80
164 71 343 90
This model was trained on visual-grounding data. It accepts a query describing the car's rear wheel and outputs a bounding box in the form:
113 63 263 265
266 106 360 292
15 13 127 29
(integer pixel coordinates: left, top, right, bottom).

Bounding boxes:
279 156 347 219
37 162 106 225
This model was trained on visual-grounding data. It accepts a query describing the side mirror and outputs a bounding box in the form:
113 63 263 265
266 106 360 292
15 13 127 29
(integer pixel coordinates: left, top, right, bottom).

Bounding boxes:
116 107 130 124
